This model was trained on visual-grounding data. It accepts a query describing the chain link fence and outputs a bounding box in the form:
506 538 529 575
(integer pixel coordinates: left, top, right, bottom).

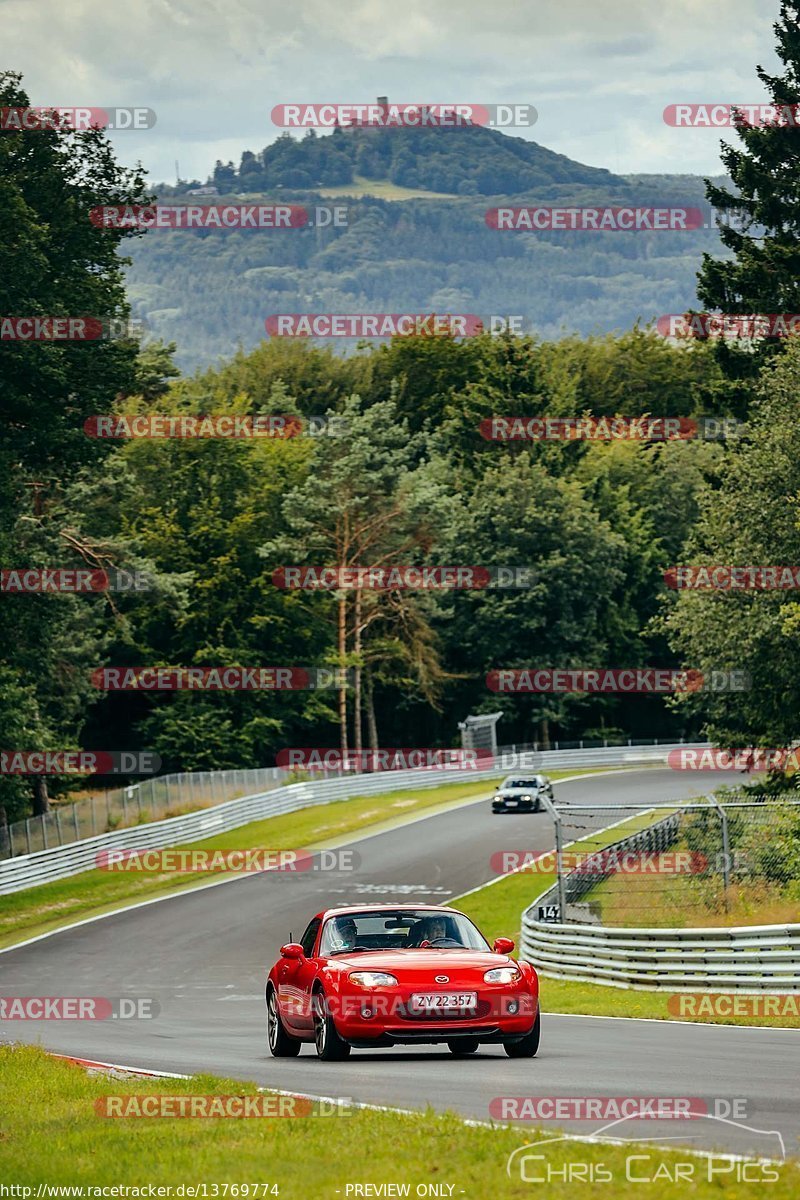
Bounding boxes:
0 767 285 860
538 795 800 928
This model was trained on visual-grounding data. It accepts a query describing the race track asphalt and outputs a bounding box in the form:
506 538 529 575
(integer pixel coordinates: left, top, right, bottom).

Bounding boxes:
1 767 797 1160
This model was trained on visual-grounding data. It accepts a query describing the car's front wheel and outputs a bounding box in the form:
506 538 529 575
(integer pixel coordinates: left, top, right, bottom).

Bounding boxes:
266 987 300 1057
504 1008 540 1058
312 989 351 1060
448 1038 479 1055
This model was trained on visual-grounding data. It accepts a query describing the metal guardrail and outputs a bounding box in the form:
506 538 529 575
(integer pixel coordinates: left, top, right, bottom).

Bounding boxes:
0 766 287 860
0 742 697 895
521 812 800 992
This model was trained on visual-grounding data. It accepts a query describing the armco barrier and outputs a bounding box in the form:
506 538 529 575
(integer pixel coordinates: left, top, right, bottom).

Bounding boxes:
0 742 699 895
521 814 800 993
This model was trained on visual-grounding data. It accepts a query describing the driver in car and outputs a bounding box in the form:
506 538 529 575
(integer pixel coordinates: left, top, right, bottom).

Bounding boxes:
411 915 449 946
425 917 447 942
330 917 358 951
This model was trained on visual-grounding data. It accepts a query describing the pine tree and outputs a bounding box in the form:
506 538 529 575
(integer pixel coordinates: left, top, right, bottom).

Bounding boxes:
697 1 800 379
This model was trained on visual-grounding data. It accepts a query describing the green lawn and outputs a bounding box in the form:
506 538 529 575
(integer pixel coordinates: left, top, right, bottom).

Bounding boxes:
0 768 612 950
581 854 800 928
454 812 800 1029
1 1046 796 1194
316 174 461 200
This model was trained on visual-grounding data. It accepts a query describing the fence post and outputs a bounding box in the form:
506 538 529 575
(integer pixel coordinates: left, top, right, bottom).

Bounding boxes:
122 789 128 824
91 796 97 837
539 791 566 924
136 785 143 820
55 807 63 845
41 813 47 849
25 818 32 855
710 796 731 911
73 804 80 841
8 823 14 858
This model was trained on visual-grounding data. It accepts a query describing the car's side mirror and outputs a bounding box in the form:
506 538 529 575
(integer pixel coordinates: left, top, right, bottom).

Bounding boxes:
493 937 515 954
280 942 305 959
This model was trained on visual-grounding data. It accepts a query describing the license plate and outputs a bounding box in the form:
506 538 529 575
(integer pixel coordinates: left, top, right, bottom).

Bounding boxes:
506 799 518 806
409 992 477 1012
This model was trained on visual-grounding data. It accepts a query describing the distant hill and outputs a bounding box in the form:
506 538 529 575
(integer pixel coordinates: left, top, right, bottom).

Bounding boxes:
131 127 728 373
161 123 628 199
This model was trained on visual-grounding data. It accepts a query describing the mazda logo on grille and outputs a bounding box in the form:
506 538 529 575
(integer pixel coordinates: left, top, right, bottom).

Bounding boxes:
435 975 449 983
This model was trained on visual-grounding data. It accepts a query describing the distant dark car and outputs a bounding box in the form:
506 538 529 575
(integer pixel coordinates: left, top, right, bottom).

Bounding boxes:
491 774 553 813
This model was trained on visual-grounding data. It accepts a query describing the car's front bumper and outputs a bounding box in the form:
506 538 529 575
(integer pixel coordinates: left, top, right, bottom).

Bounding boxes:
331 988 538 1041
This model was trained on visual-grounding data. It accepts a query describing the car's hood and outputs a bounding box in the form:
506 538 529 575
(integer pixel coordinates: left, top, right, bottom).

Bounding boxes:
326 949 513 973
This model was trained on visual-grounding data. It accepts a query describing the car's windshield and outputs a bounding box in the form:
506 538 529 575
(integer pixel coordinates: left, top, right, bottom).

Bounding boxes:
504 779 540 789
318 909 491 955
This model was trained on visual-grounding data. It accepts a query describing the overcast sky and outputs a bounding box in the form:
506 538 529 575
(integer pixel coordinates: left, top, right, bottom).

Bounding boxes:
4 0 784 185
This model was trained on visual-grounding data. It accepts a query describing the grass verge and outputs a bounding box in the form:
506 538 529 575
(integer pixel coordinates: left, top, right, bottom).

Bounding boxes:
316 174 460 200
454 812 800 1029
584 858 800 928
0 768 610 951
1 1046 796 1193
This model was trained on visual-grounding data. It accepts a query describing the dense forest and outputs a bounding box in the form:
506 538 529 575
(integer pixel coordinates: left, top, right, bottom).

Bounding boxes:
172 122 628 196
130 125 727 373
4 0 800 827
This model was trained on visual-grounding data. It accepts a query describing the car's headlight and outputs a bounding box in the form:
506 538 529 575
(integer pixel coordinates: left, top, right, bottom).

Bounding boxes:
484 966 521 984
519 794 531 801
348 971 398 988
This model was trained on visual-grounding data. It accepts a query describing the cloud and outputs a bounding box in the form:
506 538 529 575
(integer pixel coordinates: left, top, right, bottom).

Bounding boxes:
1 0 784 181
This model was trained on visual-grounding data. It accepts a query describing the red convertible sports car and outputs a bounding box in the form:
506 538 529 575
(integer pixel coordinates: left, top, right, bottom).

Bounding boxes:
265 903 540 1060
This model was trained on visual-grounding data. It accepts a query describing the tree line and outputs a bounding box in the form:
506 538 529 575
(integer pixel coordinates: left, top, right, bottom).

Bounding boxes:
3 0 800 823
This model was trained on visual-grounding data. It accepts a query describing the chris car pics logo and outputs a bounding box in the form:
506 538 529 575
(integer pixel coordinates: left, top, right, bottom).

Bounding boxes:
506 1113 784 1184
